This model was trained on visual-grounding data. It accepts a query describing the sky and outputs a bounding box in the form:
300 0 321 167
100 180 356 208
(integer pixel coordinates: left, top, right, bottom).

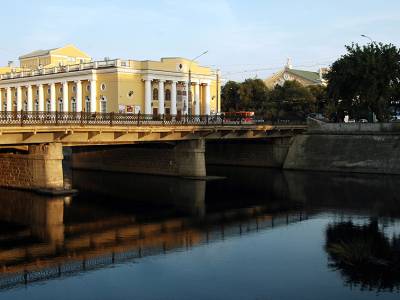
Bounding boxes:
0 0 399 81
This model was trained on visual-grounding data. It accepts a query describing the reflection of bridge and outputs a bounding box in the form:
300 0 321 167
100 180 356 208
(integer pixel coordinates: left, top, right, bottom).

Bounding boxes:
0 201 308 290
0 113 306 190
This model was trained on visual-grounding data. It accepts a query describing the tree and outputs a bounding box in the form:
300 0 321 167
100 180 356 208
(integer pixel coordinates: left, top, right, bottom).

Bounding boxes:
269 80 316 119
221 81 241 111
326 43 400 121
238 78 269 112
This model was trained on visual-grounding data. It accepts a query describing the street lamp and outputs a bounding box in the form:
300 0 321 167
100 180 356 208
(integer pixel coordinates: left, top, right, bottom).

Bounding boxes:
361 34 373 43
187 50 208 115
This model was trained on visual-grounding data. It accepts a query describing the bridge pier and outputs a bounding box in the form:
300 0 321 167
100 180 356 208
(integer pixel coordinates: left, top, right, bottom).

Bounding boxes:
0 143 64 191
71 139 206 178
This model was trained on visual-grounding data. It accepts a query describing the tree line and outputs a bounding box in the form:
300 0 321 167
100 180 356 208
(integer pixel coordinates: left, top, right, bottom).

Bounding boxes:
221 42 400 122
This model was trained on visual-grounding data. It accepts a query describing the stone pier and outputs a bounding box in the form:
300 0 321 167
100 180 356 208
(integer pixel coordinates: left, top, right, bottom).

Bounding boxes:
71 139 206 178
0 143 64 190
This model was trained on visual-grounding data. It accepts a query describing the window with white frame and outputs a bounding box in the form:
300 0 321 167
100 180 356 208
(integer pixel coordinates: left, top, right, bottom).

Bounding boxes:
100 96 107 113
71 97 77 112
85 96 90 112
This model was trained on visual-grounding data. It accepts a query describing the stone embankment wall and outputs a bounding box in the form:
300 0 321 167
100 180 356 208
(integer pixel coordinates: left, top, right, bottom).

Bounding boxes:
71 140 206 178
0 143 64 190
284 121 400 174
206 137 293 168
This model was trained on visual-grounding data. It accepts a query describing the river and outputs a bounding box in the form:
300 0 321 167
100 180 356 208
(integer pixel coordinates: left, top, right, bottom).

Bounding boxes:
0 165 399 300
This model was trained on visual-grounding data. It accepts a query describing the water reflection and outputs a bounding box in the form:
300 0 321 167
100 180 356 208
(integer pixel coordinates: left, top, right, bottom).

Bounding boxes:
0 166 400 298
325 220 400 292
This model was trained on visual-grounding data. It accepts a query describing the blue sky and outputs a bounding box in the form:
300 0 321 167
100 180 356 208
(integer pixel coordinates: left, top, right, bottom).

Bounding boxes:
1 0 399 81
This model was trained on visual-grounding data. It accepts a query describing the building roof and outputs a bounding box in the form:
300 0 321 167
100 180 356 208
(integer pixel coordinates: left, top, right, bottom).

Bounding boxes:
286 68 322 83
19 48 57 59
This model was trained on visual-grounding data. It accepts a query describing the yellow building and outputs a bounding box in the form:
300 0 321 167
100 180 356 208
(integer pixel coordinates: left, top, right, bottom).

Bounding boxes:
0 45 220 115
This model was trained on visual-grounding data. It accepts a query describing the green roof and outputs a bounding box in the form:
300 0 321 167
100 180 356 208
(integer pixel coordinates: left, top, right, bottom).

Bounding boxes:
287 68 322 83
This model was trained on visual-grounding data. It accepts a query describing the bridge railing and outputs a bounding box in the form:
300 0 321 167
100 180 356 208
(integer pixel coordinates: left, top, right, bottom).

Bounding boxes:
0 111 307 127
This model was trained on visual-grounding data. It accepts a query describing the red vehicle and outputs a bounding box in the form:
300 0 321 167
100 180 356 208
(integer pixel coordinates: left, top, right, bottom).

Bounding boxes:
223 111 255 123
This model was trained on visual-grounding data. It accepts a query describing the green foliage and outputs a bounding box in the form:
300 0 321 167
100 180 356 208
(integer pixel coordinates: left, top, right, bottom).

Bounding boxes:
326 42 400 121
221 81 241 112
221 78 325 119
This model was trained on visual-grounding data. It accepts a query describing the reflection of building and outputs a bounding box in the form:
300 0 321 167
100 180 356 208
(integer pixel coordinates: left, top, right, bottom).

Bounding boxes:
0 45 220 115
264 59 328 88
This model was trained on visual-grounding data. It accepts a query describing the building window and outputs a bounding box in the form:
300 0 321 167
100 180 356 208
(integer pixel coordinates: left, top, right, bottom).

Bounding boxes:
152 88 158 100
165 89 171 101
72 86 76 93
86 84 90 92
3 102 6 111
59 86 63 93
58 98 63 112
100 96 107 113
100 83 106 91
47 87 50 94
71 97 77 112
35 100 39 111
85 96 90 112
36 89 39 96
23 101 28 111
46 100 51 112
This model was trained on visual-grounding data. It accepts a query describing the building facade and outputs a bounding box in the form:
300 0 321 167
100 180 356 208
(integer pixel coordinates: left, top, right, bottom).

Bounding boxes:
0 45 220 115
264 59 327 88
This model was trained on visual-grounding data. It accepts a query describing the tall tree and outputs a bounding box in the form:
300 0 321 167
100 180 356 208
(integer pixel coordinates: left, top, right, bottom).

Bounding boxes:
326 43 400 121
221 81 241 111
238 79 269 112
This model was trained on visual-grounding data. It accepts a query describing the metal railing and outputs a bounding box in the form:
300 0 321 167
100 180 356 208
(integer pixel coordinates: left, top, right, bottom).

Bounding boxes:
0 111 307 127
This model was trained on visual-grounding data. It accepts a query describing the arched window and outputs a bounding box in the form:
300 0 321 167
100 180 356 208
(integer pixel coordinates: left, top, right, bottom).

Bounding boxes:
100 96 107 113
85 96 90 112
152 88 158 100
58 98 63 112
71 97 77 112
165 89 171 101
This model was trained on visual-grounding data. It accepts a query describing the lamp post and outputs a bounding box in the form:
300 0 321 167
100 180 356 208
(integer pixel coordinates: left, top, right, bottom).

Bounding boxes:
361 34 373 43
187 50 208 115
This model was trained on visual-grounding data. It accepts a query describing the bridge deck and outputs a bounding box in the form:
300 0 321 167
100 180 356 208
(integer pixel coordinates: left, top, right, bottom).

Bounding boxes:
0 113 306 145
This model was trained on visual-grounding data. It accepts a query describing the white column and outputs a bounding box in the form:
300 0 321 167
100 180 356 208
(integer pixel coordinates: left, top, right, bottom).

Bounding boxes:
50 83 56 112
194 82 200 115
183 82 189 115
144 79 152 114
205 83 211 115
6 87 12 112
27 85 33 111
16 86 22 111
158 80 165 115
171 81 177 115
75 80 82 112
38 84 44 111
63 81 69 112
90 79 97 113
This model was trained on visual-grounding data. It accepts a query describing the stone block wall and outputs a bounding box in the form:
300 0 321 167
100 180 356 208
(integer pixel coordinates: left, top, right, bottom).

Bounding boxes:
0 143 64 190
206 137 293 168
71 140 206 178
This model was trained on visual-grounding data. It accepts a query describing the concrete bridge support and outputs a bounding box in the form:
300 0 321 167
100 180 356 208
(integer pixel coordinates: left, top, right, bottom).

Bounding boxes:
71 139 206 178
0 143 64 190
206 137 293 168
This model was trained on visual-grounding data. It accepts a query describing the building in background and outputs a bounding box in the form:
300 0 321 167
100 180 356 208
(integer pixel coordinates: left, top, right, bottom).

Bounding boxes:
264 59 328 88
0 45 220 115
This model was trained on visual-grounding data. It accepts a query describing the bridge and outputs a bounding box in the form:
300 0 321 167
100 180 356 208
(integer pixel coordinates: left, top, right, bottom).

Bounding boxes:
0 112 307 191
